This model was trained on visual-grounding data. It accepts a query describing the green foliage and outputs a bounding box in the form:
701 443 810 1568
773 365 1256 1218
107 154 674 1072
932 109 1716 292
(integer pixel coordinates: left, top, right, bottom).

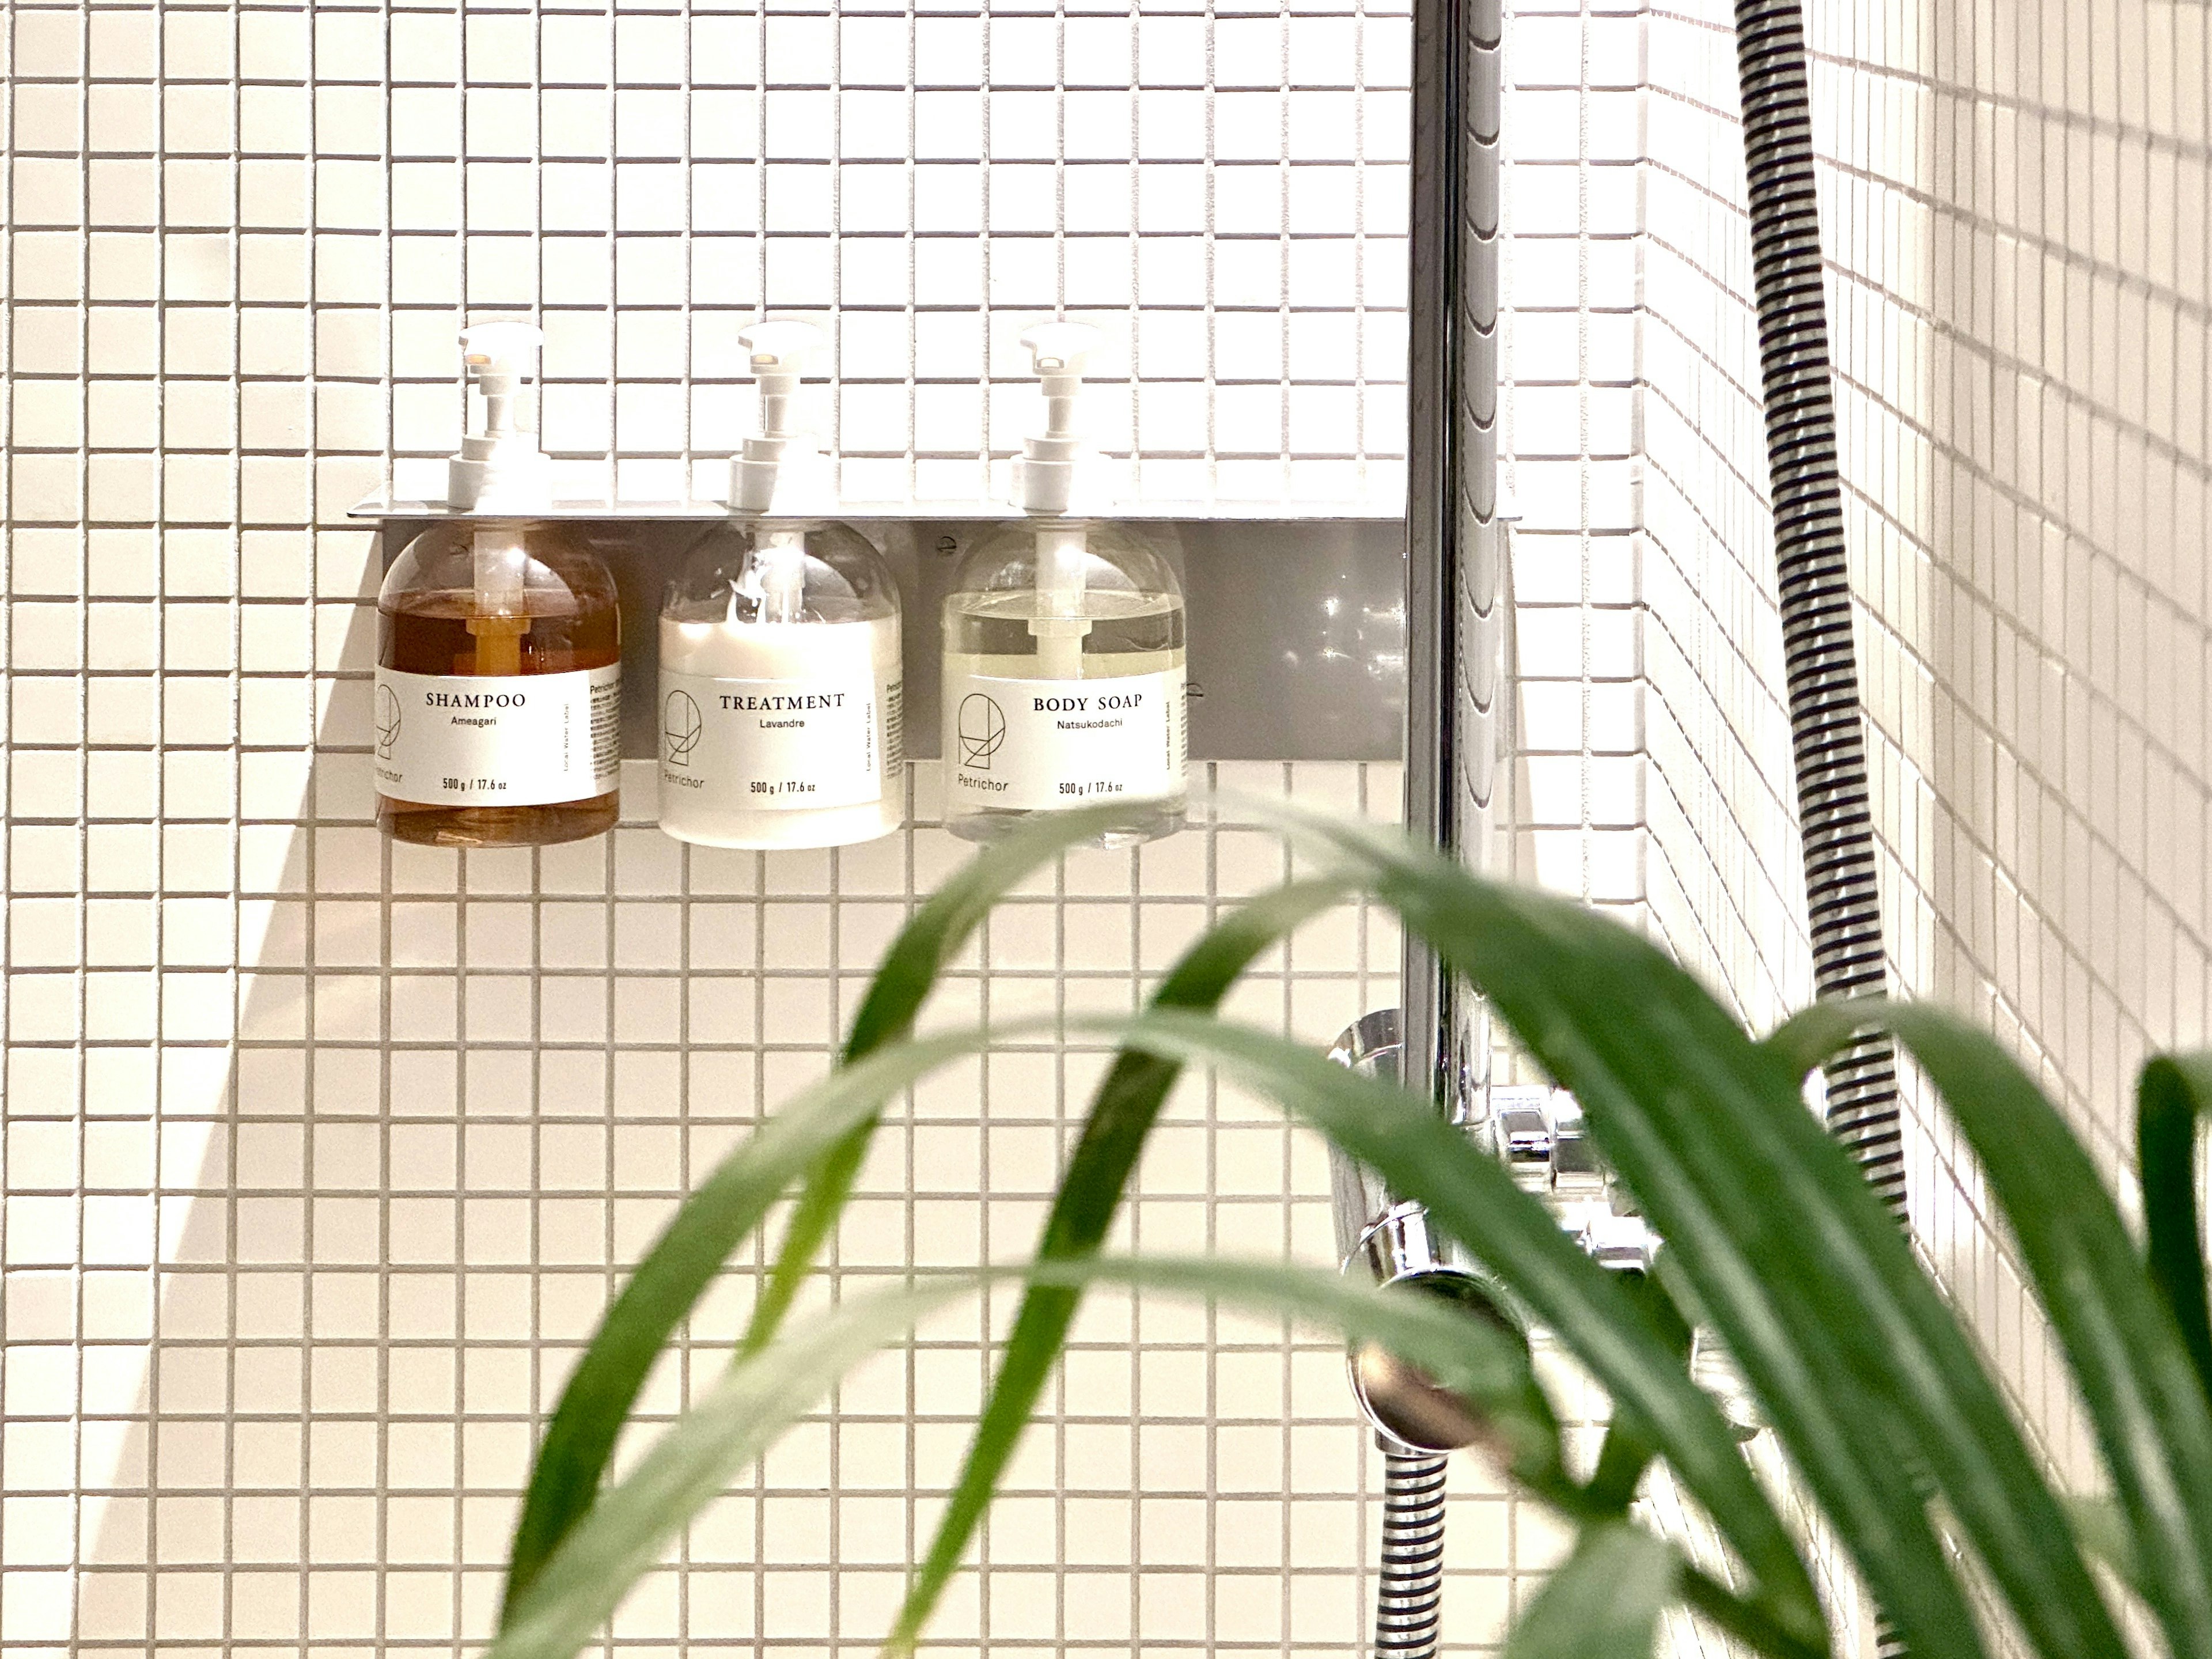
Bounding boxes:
1502 1523 1679 1659
2138 1054 2212 1403
501 806 1135 1613
891 877 1362 1650
492 806 2212 1658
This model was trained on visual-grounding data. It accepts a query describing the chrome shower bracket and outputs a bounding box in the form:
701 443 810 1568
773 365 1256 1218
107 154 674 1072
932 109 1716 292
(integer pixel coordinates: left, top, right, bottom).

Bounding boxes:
1327 1007 1668 1454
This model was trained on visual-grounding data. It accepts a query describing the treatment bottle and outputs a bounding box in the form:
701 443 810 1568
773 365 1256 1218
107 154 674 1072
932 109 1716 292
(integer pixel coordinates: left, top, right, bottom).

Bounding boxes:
374 321 621 846
656 321 904 849
941 323 1187 847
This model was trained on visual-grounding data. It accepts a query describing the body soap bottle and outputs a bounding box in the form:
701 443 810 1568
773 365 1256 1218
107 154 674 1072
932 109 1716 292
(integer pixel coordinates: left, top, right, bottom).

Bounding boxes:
657 322 904 849
942 324 1187 846
375 321 621 846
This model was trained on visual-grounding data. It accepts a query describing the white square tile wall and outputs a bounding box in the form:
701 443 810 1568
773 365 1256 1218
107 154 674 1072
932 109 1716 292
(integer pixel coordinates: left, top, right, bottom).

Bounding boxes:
1501 0 1652 935
1635 0 1824 1037
1637 0 2212 1646
0 0 1624 1646
18 0 2179 1644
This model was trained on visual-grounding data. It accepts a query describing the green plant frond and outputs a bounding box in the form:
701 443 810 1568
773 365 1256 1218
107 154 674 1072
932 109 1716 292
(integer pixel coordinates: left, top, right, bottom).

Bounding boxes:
493 1278 980 1659
1027 1252 1566 1472
506 804 2205 1659
890 876 1364 1651
2063 1494 2143 1602
1215 810 2032 1658
2138 1052 2212 1402
1501 1522 1680 1659
498 1017 1062 1622
493 1253 1581 1659
743 804 1160 1362
843 803 1165 1061
1078 1007 1828 1653
1775 1002 2212 1659
1581 1265 1695 1516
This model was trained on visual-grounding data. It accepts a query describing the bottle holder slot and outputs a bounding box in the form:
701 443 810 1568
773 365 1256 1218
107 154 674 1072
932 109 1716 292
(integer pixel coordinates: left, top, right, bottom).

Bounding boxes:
368 517 1407 764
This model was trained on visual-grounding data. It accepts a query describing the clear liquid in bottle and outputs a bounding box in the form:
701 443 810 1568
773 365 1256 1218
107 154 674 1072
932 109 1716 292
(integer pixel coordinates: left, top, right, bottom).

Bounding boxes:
940 521 1187 848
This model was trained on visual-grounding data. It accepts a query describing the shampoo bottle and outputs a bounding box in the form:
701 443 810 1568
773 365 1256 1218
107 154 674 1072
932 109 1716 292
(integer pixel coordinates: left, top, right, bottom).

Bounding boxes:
942 323 1188 847
376 322 621 846
656 322 904 849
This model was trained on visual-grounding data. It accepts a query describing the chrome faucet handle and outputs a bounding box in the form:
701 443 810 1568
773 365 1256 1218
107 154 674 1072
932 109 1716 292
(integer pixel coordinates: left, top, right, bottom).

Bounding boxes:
1541 1089 1606 1199
1484 1085 1555 1191
1579 1210 1659 1275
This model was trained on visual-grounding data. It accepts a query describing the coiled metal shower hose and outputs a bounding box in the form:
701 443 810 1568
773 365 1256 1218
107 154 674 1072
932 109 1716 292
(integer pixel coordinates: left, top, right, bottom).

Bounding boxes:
1732 0 1908 1218
1734 0 1911 1651
1375 1450 1450 1657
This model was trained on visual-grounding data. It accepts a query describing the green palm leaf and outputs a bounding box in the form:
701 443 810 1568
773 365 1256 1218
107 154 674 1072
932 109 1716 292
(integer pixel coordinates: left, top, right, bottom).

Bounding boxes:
1089 1007 1825 1652
744 803 1150 1355
492 1252 1585 1659
889 876 1362 1650
1300 808 2164 1658
1251 811 2061 1657
1581 1266 1694 1515
494 1278 979 1659
503 802 2212 1659
1501 1521 1679 1659
2138 1052 2212 1402
1775 1001 2212 1659
498 1020 1041 1617
502 806 1136 1614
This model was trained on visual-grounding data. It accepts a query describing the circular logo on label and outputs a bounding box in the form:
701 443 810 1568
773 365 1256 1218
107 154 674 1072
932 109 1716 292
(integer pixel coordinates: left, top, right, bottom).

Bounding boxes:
375 684 403 758
957 692 1006 769
662 689 703 766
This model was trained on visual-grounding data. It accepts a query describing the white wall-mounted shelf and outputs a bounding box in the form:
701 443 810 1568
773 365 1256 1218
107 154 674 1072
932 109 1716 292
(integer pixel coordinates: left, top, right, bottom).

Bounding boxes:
349 490 1405 524
365 509 1408 763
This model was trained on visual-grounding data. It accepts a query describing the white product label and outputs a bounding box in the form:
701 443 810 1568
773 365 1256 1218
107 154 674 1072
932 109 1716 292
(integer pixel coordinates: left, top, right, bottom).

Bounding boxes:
945 668 1186 811
658 671 889 811
374 664 620 807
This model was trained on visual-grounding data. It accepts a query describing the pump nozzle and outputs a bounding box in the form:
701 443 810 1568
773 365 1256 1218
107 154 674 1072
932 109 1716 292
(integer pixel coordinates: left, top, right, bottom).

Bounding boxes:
741 320 821 441
1012 320 1104 514
732 319 829 514
448 319 552 511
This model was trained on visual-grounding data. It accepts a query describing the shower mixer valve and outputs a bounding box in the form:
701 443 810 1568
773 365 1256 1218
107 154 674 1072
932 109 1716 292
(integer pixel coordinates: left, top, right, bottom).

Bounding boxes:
1483 1085 1661 1275
1330 1009 1764 1456
1330 1012 1662 1301
1328 1009 1703 1456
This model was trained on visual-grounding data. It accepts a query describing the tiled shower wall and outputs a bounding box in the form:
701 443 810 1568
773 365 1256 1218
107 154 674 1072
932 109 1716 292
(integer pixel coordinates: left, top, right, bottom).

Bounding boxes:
20 0 2174 1645
0 0 1652 1649
1638 0 2212 1628
1840 0 2212 1494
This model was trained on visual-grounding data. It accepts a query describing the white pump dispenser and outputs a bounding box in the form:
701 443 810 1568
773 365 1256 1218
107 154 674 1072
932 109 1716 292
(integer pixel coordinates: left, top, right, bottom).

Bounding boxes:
941 320 1188 847
1009 321 1101 514
1009 323 1104 676
730 319 832 516
447 320 554 512
656 319 904 850
377 319 619 847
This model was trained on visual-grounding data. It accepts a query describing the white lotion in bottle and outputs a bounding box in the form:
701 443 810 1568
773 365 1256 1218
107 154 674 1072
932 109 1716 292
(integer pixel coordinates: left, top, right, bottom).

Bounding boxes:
941 323 1188 847
656 321 904 849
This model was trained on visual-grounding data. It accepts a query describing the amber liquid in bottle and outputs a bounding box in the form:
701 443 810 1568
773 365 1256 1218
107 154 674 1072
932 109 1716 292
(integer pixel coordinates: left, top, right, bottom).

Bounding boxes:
376 525 622 847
